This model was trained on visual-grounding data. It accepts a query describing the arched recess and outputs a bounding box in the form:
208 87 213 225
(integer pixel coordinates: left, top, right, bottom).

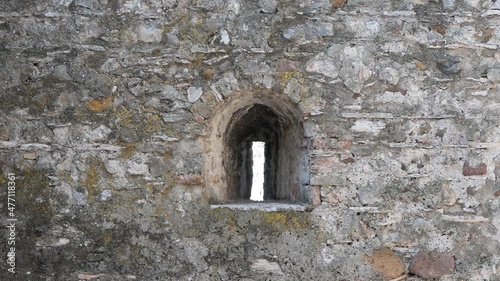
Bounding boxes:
204 90 310 203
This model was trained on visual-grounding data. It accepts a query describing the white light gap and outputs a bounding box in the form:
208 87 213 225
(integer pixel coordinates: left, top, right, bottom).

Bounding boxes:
250 141 265 201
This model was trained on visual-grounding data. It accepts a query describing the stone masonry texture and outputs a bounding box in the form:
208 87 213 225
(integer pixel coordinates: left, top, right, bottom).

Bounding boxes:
0 0 500 280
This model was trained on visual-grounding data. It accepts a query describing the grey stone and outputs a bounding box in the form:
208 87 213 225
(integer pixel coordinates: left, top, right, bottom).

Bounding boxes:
442 183 457 206
160 85 182 100
443 0 455 9
52 238 70 247
304 121 320 137
105 160 122 175
187 87 203 103
73 191 87 206
220 28 230 45
283 28 296 39
56 92 79 109
137 25 163 43
89 125 112 142
75 0 94 9
312 22 334 37
437 56 461 75
239 60 274 89
130 85 143 97
162 111 192 123
53 65 73 81
379 67 399 85
284 78 303 103
99 58 121 73
297 0 331 13
365 20 380 34
119 126 139 143
258 0 278 13
351 120 386 135
487 68 500 83
358 183 382 205
210 72 239 98
250 259 284 275
464 0 480 8
306 53 339 79
127 160 149 175
149 157 169 178
35 156 54 170
339 47 373 93
100 190 112 201
144 96 161 108
300 95 326 116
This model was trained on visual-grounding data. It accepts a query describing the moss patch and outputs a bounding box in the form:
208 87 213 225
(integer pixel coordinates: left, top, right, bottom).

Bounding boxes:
16 169 55 237
261 211 310 231
207 208 310 235
101 229 114 246
144 114 164 135
86 96 114 112
0 173 6 185
278 70 304 88
114 106 170 141
82 157 105 198
120 143 137 159
208 208 238 232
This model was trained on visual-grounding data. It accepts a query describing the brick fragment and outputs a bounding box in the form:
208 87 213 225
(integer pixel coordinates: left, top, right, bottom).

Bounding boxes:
341 157 355 164
86 96 114 112
310 186 321 206
332 0 347 8
385 84 407 95
364 248 405 279
431 24 447 35
415 60 427 71
176 174 204 185
276 59 299 72
409 251 455 279
494 190 500 197
462 160 487 176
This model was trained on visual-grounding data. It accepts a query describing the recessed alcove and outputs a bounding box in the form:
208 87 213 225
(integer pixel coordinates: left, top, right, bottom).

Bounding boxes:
204 90 310 207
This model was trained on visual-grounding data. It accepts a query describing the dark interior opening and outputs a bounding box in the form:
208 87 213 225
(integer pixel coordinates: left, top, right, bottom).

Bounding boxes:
225 104 280 201
206 91 309 204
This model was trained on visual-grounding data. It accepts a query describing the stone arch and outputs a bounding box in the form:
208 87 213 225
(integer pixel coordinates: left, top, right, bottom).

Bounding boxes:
204 89 310 203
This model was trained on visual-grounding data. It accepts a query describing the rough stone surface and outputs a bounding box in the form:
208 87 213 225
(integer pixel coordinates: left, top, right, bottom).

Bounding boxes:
410 251 456 279
1 0 499 280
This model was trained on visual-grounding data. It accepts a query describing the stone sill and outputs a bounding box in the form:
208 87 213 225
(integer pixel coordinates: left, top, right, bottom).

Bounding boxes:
210 202 310 212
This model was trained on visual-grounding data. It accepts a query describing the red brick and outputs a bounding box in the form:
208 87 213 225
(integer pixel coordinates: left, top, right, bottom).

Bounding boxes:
276 59 299 72
176 174 204 185
410 251 455 279
462 160 487 176
341 157 355 164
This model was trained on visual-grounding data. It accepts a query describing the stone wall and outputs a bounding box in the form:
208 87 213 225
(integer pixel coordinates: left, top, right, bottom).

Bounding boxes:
1 0 500 280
